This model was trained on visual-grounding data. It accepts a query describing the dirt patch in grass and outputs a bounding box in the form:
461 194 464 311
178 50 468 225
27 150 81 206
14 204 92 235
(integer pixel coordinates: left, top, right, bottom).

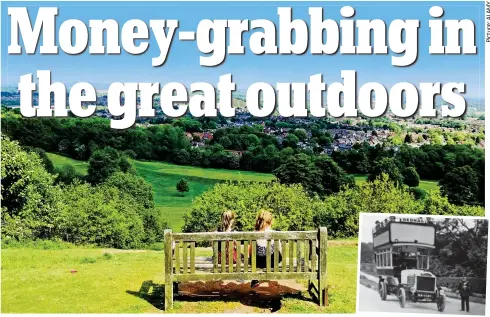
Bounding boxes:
177 280 307 313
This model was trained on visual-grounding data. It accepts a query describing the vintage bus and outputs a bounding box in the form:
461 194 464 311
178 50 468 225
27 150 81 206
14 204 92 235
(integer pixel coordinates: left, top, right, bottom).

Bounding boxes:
373 216 445 311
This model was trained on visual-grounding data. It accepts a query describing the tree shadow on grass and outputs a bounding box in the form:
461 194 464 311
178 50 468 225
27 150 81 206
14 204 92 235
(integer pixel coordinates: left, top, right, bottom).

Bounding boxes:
127 280 314 312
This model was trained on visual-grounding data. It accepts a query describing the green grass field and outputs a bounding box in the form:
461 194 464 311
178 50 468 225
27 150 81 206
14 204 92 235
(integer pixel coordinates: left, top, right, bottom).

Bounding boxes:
46 153 439 231
46 153 275 231
1 240 358 313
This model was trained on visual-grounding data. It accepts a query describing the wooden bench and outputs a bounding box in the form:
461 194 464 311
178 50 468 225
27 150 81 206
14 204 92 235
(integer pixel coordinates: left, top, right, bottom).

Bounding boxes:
163 227 328 310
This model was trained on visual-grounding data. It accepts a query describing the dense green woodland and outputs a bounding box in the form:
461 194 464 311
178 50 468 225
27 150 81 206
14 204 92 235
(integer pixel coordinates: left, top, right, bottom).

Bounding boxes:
2 109 485 205
0 109 485 248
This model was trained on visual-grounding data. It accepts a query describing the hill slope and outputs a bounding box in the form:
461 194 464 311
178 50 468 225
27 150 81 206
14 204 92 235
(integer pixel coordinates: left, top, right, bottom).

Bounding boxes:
47 153 439 231
47 153 275 231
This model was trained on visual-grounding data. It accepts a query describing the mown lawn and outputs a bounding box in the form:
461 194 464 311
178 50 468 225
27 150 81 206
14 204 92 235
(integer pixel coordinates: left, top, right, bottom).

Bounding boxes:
46 153 275 232
1 241 358 313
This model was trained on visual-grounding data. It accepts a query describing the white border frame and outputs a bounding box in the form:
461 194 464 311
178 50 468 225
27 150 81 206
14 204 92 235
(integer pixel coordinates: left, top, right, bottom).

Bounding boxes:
356 212 489 316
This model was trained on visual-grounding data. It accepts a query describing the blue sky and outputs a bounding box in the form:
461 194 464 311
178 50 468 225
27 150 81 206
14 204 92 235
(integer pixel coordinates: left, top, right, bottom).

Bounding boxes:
0 1 485 98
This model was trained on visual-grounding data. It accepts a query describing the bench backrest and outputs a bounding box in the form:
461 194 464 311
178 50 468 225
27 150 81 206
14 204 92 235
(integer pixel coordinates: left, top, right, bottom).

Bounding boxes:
164 228 327 281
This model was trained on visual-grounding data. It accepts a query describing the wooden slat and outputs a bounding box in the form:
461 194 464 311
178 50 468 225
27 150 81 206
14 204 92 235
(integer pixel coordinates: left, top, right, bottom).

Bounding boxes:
304 240 310 272
163 229 173 310
190 242 195 274
273 240 279 272
213 241 218 273
174 271 316 282
228 241 233 273
192 262 306 271
244 241 249 272
297 240 302 272
311 240 317 272
236 241 241 273
281 239 287 273
319 227 328 306
221 241 226 273
183 242 188 274
266 240 271 272
289 240 294 272
251 241 257 272
175 241 181 274
172 231 317 242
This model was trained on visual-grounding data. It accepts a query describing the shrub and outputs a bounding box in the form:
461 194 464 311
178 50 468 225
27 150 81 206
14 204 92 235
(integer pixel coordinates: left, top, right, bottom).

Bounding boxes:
104 172 155 209
55 164 83 185
57 182 146 249
102 252 113 260
80 257 97 264
176 178 190 196
87 147 135 184
409 187 427 200
1 136 63 241
1 239 79 250
183 181 322 233
315 174 485 238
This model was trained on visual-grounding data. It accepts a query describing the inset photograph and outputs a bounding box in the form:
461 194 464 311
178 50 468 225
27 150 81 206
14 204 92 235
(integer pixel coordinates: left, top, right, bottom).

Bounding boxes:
357 214 488 315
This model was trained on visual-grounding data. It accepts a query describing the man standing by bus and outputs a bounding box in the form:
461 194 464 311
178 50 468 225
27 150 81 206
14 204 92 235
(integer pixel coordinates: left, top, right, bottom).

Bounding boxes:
459 276 472 312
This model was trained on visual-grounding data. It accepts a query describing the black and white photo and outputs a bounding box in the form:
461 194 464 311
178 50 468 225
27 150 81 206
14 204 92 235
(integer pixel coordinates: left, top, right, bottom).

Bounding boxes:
357 213 488 315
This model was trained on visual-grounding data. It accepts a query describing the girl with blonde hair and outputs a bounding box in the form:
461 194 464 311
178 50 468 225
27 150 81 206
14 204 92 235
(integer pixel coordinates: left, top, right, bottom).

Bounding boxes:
250 209 282 288
217 210 238 264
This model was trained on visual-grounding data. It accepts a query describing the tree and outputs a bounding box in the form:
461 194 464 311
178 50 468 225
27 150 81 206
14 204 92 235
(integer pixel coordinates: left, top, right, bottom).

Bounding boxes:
360 242 374 263
314 155 355 195
182 182 322 233
218 136 232 148
273 153 323 195
403 167 420 188
1 136 62 241
368 157 404 186
472 157 485 205
86 147 135 184
409 187 427 200
103 172 166 244
57 182 146 249
404 134 412 143
282 134 299 149
23 146 55 173
315 174 484 238
293 128 308 141
104 172 155 209
55 164 83 185
439 166 480 205
431 218 488 278
176 178 190 196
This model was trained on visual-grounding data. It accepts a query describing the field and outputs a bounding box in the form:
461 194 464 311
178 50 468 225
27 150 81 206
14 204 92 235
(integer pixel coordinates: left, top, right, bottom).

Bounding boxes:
46 153 275 231
47 153 439 231
1 241 358 313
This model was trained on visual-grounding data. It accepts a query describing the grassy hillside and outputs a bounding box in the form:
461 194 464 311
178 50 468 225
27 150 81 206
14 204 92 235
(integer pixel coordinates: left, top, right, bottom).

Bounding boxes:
1 240 358 313
46 153 439 231
46 153 275 231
